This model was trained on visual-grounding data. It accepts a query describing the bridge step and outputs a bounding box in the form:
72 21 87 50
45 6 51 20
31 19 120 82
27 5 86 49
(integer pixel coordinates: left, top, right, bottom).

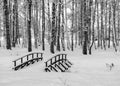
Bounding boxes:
59 62 68 70
50 65 58 72
44 53 72 72
62 61 71 68
55 63 65 72
45 67 51 72
67 60 73 65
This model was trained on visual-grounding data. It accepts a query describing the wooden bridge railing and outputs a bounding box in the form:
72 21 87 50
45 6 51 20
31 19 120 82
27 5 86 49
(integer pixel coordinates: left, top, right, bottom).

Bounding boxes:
13 52 43 68
45 54 67 68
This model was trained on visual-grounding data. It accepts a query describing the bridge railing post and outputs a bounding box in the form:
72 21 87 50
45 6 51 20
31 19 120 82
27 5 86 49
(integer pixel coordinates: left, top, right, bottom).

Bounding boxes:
41 53 43 58
58 55 60 65
13 61 16 67
50 59 52 70
45 62 47 67
36 53 39 62
36 53 38 58
54 56 57 67
32 53 34 59
65 54 67 61
55 56 56 63
27 55 29 61
21 58 23 63
62 54 64 63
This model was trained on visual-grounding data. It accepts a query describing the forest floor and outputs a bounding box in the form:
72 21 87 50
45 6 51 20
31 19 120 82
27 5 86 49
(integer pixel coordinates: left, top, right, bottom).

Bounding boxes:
0 45 120 86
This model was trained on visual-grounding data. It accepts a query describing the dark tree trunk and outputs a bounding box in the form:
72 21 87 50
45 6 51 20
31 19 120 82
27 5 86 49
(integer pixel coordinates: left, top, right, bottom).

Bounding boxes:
112 0 117 51
82 0 88 55
100 0 104 49
12 0 19 47
27 0 32 52
3 0 11 50
42 0 45 51
47 0 51 44
50 2 56 53
71 0 74 51
12 2 15 47
61 0 65 51
97 0 100 48
108 3 111 48
83 30 88 55
15 0 19 44
56 0 61 51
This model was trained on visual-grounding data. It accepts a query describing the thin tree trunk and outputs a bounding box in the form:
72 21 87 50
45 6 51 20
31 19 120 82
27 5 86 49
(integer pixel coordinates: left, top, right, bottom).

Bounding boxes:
56 0 61 51
89 0 96 55
50 2 56 53
101 0 104 49
108 2 111 48
12 1 15 47
3 0 11 50
27 0 32 52
83 0 88 55
112 0 117 51
97 0 100 48
71 0 74 51
15 0 19 45
75 0 78 48
33 1 39 49
105 0 108 48
42 0 45 50
47 0 51 45
61 0 65 51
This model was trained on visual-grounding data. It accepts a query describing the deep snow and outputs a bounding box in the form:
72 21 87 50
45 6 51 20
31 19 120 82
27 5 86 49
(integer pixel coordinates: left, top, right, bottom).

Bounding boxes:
0 46 120 86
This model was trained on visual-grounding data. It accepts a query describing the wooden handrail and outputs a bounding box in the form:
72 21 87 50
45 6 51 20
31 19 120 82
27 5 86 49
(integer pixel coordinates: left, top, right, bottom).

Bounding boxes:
13 52 43 62
45 54 67 63
13 52 43 67
45 54 67 67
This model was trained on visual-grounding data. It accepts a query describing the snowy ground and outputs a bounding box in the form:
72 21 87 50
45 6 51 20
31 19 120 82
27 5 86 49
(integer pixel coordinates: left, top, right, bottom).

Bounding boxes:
0 46 120 86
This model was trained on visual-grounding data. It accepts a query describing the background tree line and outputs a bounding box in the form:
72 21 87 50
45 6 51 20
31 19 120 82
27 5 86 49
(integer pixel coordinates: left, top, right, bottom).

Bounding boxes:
0 0 120 54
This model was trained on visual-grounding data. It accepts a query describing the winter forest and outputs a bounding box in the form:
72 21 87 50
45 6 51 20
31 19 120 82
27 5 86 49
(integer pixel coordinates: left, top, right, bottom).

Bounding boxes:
1 0 120 53
0 0 120 86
